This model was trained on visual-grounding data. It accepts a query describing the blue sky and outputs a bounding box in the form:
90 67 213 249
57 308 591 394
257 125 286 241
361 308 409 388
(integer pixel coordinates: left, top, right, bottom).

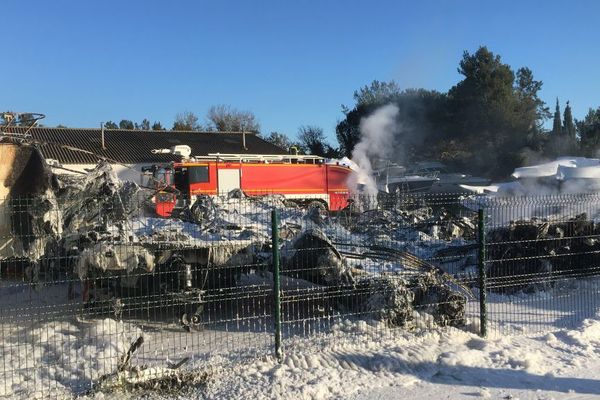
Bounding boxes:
3 0 600 142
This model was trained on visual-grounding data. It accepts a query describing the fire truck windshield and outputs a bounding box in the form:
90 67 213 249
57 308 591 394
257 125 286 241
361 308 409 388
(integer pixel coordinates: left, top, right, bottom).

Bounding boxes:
155 167 172 186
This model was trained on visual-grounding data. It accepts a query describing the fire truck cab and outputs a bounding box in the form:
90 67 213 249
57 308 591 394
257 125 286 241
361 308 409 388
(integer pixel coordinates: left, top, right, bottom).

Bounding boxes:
144 151 354 217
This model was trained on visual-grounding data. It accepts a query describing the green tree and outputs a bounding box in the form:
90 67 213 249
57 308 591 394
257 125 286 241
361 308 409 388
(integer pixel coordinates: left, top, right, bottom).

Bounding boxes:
104 121 118 129
515 68 550 134
563 101 576 138
336 84 449 161
336 80 403 155
336 104 368 156
264 131 292 149
449 47 516 139
552 99 562 136
335 47 548 177
298 125 326 156
514 67 550 154
136 118 151 130
173 111 201 131
297 125 338 157
119 120 134 130
546 99 578 157
151 121 165 130
447 47 548 177
349 80 402 110
577 108 600 156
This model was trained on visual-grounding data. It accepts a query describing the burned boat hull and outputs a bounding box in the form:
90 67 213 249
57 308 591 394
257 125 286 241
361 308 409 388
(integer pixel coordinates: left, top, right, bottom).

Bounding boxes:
384 176 438 193
428 174 491 194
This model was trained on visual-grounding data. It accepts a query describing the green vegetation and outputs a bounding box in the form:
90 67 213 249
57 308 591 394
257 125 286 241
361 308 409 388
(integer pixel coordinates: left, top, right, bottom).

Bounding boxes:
88 46 600 178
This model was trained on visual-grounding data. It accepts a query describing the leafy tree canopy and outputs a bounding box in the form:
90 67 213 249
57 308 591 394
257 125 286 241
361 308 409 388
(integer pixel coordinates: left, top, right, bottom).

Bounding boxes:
577 108 600 156
104 121 118 129
337 46 550 178
152 121 165 130
119 119 134 130
264 131 293 150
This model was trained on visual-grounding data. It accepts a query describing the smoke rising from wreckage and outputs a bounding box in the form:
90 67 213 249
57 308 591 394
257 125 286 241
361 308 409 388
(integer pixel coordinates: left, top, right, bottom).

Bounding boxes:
4 115 600 328
0 140 475 331
4 141 600 332
5 124 600 397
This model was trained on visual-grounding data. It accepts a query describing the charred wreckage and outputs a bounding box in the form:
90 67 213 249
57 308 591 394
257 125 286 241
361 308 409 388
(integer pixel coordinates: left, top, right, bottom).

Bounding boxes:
3 115 594 333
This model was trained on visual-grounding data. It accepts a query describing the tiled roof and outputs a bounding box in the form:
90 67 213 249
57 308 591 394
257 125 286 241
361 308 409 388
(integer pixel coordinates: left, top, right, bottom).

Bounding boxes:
1 127 287 164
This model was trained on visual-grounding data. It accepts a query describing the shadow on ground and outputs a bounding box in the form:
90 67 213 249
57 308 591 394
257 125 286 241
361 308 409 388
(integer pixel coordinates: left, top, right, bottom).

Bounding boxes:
334 352 600 395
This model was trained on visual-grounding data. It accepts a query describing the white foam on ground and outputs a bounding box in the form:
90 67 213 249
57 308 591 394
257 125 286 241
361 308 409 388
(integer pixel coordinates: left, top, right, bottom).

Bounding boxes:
0 318 142 399
190 315 600 400
3 284 600 399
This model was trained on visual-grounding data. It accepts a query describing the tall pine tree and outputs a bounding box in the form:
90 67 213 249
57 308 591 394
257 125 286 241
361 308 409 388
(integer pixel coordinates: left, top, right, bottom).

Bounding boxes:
563 101 576 138
552 98 562 136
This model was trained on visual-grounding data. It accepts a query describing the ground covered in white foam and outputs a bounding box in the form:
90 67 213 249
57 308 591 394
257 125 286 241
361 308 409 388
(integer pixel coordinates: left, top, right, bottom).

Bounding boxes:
75 312 600 400
3 280 600 399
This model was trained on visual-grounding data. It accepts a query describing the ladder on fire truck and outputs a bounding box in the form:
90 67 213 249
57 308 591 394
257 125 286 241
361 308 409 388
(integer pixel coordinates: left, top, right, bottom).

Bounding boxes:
151 146 325 164
199 153 324 163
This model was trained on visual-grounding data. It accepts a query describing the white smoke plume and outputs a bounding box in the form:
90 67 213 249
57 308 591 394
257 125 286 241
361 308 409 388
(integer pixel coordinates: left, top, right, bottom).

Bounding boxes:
349 104 400 195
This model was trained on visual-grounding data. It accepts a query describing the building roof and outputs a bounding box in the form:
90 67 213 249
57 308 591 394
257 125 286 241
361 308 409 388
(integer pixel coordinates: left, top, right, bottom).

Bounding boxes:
1 127 287 164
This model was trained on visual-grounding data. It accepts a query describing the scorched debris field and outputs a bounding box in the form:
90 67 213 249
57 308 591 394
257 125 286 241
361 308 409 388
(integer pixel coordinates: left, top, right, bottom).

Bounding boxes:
2 153 600 399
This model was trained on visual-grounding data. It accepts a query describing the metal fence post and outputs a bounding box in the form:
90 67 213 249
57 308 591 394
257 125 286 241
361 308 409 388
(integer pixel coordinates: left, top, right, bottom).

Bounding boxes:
271 209 283 362
478 207 487 337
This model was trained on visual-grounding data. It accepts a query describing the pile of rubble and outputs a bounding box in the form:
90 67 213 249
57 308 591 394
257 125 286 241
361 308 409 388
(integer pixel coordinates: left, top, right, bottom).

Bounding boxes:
486 213 600 292
1 159 475 330
281 228 470 328
348 205 476 242
354 272 467 328
56 162 143 235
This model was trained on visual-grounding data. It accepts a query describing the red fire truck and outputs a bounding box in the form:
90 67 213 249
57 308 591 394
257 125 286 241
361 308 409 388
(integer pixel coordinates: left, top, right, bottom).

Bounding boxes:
144 148 354 217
